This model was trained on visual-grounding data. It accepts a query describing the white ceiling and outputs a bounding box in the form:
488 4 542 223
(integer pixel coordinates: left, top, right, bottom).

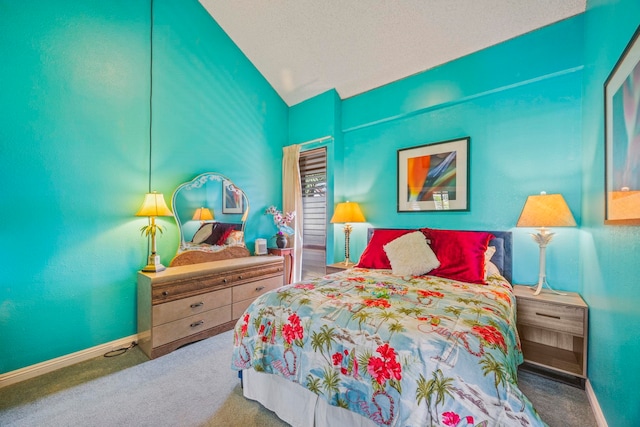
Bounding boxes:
199 1 586 106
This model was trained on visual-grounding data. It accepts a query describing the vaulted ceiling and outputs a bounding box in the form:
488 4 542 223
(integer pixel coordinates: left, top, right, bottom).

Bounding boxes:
199 1 586 106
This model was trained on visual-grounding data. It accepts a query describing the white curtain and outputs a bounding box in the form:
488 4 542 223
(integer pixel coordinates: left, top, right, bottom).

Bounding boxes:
282 145 303 282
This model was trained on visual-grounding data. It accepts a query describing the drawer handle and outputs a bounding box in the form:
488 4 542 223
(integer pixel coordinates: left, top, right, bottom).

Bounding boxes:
536 312 561 320
190 302 204 308
162 291 169 296
239 275 243 279
190 320 204 328
222 278 227 283
255 286 265 291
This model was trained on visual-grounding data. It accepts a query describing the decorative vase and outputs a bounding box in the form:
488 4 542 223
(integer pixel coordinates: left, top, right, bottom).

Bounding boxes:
276 234 287 249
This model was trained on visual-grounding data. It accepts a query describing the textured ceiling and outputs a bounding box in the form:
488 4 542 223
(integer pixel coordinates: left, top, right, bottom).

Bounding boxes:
199 1 586 106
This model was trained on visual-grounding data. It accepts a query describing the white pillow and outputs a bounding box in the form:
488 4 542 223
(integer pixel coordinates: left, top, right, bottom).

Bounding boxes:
484 245 497 280
225 230 245 247
485 261 501 279
383 231 440 276
192 223 214 244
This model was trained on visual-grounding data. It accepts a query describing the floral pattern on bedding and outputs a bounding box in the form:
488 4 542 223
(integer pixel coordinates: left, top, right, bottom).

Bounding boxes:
231 268 546 427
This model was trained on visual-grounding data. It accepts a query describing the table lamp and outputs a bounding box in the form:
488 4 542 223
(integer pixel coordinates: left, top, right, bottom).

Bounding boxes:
330 201 366 266
136 191 173 272
192 207 214 223
516 192 576 295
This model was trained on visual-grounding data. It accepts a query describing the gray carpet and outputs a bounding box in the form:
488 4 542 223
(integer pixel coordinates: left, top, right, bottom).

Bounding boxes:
0 330 597 427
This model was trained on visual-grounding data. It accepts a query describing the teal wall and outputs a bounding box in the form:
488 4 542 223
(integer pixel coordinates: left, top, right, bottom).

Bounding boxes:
3 2 639 424
0 0 287 374
582 1 640 425
289 89 342 262
322 16 585 293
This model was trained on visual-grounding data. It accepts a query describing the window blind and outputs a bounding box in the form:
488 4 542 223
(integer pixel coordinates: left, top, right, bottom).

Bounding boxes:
299 147 327 279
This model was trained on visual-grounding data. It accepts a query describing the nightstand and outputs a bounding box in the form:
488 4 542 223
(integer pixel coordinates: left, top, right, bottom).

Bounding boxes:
513 285 588 385
326 261 356 274
268 248 293 284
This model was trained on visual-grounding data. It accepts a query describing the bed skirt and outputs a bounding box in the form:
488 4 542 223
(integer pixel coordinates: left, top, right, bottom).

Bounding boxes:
242 368 377 427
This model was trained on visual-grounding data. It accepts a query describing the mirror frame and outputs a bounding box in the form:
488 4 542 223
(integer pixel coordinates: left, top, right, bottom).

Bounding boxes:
171 172 249 251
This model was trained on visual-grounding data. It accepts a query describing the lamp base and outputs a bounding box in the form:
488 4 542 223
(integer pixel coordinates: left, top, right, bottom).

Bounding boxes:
142 254 166 273
530 278 566 296
530 230 565 296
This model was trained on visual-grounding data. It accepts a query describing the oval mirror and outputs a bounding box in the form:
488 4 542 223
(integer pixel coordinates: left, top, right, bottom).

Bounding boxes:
171 173 249 252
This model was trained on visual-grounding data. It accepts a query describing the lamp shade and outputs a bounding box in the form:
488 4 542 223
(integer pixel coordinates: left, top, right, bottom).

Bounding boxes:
516 193 576 228
136 192 173 217
192 207 213 221
330 201 366 223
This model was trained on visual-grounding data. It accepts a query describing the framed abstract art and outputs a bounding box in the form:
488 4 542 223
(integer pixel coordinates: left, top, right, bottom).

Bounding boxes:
605 24 640 225
397 137 469 212
222 179 243 214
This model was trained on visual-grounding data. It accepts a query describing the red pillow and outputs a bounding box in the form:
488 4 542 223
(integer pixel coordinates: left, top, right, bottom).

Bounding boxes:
420 228 494 284
216 227 235 246
356 229 414 269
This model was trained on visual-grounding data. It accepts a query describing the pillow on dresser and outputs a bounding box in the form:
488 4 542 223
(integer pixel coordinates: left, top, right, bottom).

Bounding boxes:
225 230 245 247
204 223 240 246
192 223 215 244
420 228 494 284
383 231 440 276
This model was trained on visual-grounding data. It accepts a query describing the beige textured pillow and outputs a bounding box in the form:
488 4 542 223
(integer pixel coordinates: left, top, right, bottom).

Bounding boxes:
485 261 501 279
383 231 440 276
192 223 215 244
484 245 497 280
225 230 245 247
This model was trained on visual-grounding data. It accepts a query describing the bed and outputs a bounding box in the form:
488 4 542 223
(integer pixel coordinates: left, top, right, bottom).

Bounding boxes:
231 228 546 426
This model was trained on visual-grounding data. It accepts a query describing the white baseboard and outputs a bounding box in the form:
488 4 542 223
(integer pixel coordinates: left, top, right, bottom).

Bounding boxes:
0 334 139 389
585 379 608 427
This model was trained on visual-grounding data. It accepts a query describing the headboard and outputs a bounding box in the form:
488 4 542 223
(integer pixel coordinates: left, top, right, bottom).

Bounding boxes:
366 228 512 283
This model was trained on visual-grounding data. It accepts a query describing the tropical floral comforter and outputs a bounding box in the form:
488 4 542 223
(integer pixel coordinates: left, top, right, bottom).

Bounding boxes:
231 268 546 427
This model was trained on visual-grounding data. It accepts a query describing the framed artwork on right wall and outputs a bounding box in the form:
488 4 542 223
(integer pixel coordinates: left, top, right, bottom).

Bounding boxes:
604 24 640 225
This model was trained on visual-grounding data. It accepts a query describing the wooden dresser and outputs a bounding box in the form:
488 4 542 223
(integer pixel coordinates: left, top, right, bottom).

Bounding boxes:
137 256 284 359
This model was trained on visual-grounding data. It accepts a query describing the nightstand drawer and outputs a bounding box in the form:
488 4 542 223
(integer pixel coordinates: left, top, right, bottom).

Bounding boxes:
517 299 584 336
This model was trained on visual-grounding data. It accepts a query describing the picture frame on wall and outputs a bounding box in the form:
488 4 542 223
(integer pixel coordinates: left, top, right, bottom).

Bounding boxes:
604 24 640 225
397 137 470 212
222 179 243 214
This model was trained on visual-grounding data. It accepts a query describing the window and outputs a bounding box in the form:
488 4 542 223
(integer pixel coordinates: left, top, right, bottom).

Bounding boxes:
299 148 327 279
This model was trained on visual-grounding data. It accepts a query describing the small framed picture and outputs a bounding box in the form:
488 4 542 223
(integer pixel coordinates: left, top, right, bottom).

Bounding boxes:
604 24 640 225
397 137 469 212
222 180 243 214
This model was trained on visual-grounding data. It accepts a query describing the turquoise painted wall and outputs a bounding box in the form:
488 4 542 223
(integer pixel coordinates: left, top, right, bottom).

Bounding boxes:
582 1 640 425
4 3 638 424
336 16 585 294
151 0 287 253
0 0 286 374
289 90 342 262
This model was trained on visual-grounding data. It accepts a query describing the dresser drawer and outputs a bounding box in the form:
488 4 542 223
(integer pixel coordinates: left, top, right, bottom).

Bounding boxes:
152 305 232 348
231 275 282 319
232 299 254 320
232 275 282 303
153 288 232 325
151 264 284 303
517 299 584 336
